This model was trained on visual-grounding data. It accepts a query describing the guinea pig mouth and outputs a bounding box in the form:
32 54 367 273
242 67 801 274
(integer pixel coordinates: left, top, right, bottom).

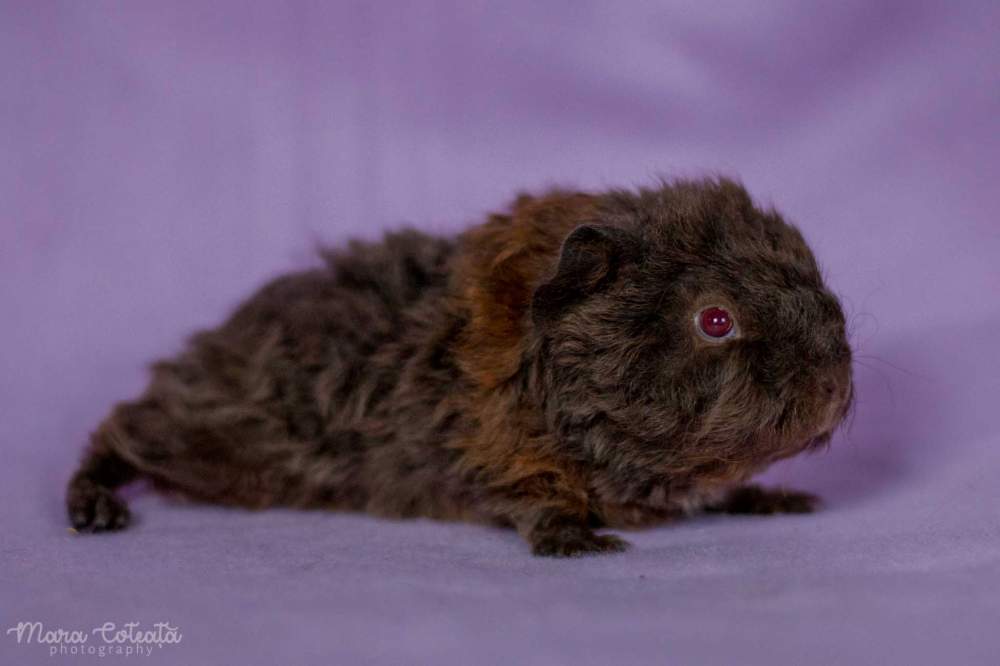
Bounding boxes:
797 389 852 454
799 374 853 451
804 432 832 453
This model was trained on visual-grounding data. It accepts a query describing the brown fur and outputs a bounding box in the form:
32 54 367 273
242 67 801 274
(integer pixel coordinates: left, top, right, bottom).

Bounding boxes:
67 178 853 556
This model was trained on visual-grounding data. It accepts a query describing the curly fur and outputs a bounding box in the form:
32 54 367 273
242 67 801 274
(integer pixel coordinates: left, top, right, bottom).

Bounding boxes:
67 178 853 556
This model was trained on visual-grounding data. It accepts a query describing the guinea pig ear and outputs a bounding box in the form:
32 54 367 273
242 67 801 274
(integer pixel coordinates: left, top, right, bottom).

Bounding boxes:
531 225 635 327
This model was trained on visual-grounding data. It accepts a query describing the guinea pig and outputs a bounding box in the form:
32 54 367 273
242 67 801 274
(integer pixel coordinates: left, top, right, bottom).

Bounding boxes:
66 177 853 557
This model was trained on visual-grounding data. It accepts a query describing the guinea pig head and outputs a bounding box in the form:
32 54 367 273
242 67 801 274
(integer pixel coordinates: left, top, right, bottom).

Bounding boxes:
530 179 853 484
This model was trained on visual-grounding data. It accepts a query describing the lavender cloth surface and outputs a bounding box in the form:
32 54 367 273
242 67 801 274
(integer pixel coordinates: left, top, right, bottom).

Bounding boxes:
2 2 999 664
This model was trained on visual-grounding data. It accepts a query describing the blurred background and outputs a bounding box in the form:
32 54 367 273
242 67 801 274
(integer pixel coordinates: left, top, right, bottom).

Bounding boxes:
2 2 998 665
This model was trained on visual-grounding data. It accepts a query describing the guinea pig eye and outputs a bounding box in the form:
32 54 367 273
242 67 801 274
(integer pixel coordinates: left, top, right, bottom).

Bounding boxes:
696 306 735 340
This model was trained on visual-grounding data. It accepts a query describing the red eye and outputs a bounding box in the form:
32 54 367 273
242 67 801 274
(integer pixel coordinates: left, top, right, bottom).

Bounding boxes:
698 306 734 338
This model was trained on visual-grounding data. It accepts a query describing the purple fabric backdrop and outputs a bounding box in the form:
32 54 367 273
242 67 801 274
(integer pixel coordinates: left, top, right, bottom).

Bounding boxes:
2 2 998 664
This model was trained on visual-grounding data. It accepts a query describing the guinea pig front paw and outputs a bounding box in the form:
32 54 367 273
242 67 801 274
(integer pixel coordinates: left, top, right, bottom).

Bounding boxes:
710 484 821 516
529 524 630 557
67 481 131 533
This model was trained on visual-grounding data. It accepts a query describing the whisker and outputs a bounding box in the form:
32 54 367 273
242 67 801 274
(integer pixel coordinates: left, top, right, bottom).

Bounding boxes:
852 358 896 404
854 353 927 380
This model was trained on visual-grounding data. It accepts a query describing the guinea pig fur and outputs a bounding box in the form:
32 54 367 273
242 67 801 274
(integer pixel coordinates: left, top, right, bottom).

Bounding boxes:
67 177 853 557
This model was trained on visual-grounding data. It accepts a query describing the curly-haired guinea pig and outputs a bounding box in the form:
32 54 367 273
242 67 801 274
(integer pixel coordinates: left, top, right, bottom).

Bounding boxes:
67 178 853 556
